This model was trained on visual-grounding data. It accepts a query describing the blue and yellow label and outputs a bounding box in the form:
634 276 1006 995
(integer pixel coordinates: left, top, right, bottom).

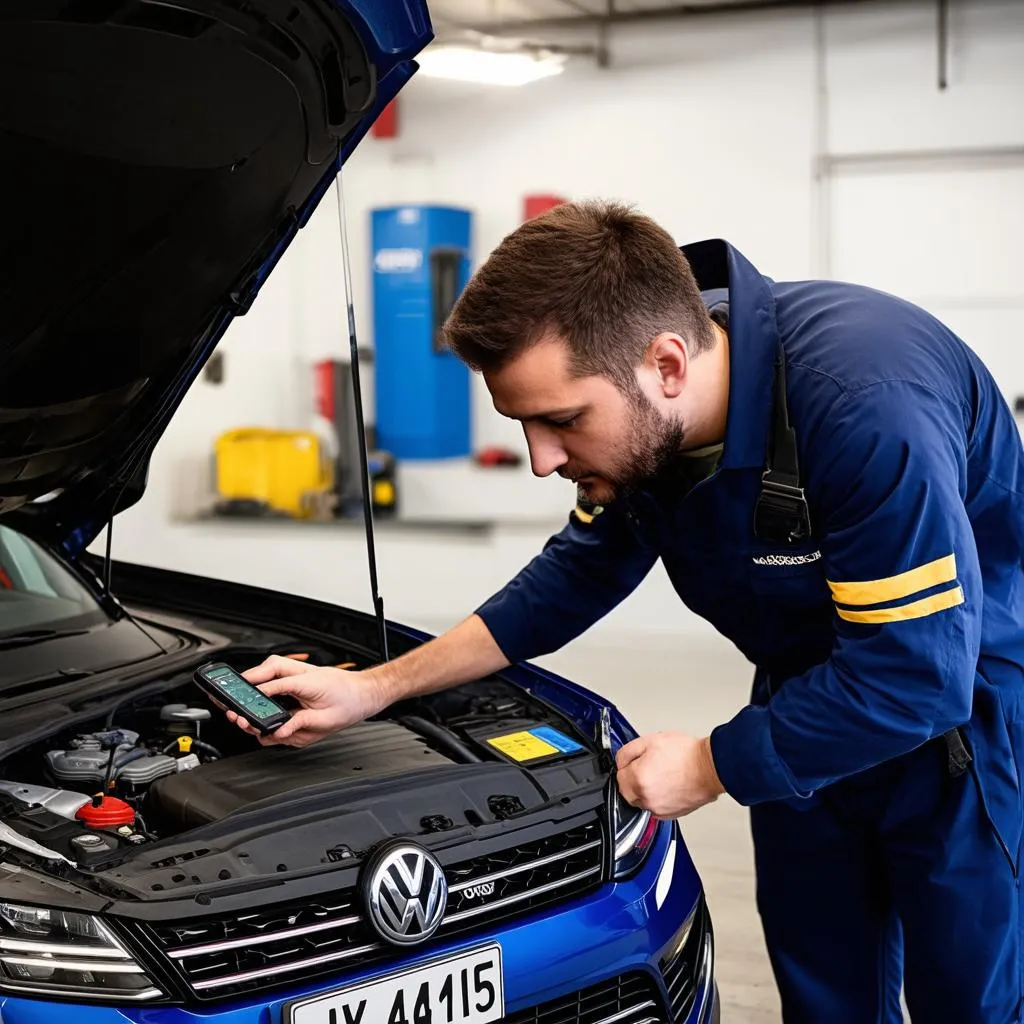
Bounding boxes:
487 726 584 762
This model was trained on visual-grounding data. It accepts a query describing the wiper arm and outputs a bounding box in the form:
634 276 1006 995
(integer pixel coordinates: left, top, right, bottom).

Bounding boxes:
0 629 91 651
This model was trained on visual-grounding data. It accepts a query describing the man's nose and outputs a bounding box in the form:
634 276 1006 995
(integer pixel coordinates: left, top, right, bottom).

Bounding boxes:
525 429 567 479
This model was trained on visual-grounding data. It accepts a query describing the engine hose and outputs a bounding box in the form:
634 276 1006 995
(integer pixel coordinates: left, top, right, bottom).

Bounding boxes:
162 739 223 760
397 716 482 764
104 701 125 730
104 748 151 791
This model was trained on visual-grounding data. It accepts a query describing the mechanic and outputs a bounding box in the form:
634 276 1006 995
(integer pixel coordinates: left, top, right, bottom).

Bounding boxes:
228 201 1024 1024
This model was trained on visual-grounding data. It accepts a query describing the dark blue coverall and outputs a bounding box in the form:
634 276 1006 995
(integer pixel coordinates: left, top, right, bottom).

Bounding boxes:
475 239 1024 1023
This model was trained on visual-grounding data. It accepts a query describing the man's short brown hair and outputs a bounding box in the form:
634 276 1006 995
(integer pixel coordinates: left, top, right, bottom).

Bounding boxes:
442 200 715 390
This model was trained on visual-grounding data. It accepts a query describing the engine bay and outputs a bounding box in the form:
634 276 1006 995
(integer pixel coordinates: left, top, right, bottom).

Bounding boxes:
0 654 604 881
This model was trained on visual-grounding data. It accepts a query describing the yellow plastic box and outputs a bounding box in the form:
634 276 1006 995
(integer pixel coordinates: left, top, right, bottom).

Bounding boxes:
214 428 334 519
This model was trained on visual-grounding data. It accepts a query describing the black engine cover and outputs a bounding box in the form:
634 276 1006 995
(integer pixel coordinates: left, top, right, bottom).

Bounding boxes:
147 720 455 830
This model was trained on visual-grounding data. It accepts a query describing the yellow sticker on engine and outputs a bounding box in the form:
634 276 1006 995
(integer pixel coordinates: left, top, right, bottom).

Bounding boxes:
487 731 559 762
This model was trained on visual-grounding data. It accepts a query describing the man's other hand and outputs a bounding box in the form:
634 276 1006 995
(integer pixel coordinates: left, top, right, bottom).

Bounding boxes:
226 656 386 748
615 731 725 818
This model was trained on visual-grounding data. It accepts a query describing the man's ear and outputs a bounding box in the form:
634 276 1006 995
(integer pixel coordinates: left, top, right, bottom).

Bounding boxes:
646 333 688 399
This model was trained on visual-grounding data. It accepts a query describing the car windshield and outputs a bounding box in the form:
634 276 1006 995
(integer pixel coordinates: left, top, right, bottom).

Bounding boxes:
0 525 106 636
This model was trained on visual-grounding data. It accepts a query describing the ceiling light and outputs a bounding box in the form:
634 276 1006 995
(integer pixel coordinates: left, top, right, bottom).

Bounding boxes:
416 45 565 87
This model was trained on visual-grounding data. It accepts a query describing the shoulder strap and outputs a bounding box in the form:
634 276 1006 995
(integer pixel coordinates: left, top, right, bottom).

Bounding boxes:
753 347 813 545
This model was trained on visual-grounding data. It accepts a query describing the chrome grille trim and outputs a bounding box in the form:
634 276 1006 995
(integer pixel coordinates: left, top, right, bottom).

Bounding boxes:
594 1003 659 1024
168 912 361 959
191 941 381 991
667 964 691 1003
693 930 715 1023
448 839 602 893
157 819 605 1000
444 865 602 924
172 839 601 966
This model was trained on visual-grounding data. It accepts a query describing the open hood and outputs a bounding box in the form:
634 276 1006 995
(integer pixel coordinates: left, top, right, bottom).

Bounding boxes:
0 0 431 554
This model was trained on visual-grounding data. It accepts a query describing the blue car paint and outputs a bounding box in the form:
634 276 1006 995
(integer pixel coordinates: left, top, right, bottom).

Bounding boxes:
0 822 709 1023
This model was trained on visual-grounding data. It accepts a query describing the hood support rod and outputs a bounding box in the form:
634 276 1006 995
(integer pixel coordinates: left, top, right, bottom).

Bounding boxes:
335 171 389 663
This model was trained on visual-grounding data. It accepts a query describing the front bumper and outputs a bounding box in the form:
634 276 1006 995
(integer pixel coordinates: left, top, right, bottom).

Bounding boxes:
0 821 716 1023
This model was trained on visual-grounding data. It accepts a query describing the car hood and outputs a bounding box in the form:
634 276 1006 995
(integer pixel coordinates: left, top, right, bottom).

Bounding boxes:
0 0 431 554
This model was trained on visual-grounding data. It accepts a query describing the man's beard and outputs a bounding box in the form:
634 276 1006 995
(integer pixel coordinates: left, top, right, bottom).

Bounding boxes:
564 391 686 505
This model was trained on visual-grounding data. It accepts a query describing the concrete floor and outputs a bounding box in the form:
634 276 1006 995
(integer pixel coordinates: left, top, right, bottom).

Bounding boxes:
535 634 784 1022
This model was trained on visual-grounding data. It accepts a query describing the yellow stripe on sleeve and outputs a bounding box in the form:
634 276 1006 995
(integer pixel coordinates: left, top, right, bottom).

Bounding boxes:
828 554 957 607
836 584 964 624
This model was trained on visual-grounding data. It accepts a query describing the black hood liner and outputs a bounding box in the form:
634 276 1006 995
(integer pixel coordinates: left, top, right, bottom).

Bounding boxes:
0 1 421 548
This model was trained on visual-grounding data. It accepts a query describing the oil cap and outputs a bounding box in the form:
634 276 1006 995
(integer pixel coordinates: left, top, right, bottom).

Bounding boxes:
72 834 105 849
75 795 135 829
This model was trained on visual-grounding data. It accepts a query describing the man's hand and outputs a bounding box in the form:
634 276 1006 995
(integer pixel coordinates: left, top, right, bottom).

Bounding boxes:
227 655 386 748
615 731 725 819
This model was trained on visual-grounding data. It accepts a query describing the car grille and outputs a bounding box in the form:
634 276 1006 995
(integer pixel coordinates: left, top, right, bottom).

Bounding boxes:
443 820 604 928
505 972 667 1024
148 818 604 1001
660 894 710 1021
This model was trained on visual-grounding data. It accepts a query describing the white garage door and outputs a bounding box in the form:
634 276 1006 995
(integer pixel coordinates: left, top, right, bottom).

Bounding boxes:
828 157 1024 406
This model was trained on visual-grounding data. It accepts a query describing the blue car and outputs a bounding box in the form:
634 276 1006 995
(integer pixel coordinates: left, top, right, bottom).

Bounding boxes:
0 1 718 1022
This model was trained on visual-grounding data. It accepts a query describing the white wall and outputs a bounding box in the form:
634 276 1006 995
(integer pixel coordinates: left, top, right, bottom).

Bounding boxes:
822 0 1024 402
104 0 1024 641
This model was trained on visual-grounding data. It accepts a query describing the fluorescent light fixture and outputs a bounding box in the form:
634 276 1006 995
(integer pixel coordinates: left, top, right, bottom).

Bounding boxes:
417 45 565 87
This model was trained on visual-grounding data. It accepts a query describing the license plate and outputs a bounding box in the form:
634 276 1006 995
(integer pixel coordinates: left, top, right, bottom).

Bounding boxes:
285 944 504 1024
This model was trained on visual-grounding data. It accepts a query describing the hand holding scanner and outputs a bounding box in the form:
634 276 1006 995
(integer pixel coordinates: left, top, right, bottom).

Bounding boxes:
193 661 291 735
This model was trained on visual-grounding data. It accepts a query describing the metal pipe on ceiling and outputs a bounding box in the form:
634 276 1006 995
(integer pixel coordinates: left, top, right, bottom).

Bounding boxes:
458 0 887 36
937 0 951 90
823 145 1024 172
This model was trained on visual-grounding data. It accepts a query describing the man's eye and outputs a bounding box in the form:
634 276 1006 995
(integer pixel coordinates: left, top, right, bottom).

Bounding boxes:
552 416 578 428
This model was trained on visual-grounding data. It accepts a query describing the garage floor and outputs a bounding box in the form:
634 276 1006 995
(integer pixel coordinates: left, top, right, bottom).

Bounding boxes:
535 634 784 1022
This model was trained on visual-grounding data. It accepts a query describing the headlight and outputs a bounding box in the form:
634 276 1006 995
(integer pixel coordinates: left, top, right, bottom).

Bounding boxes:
612 789 659 878
0 903 163 1001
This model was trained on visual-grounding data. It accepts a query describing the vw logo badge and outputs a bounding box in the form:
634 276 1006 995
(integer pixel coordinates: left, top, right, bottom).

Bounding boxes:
362 842 448 946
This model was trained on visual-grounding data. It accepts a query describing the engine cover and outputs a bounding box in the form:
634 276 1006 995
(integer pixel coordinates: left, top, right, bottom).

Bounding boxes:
146 720 456 830
0 781 90 818
46 730 176 789
117 755 178 786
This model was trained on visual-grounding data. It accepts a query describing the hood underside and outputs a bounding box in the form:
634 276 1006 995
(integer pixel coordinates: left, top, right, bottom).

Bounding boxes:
0 0 430 551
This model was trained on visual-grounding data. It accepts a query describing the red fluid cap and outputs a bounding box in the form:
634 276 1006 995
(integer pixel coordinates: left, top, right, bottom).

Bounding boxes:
75 796 135 829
